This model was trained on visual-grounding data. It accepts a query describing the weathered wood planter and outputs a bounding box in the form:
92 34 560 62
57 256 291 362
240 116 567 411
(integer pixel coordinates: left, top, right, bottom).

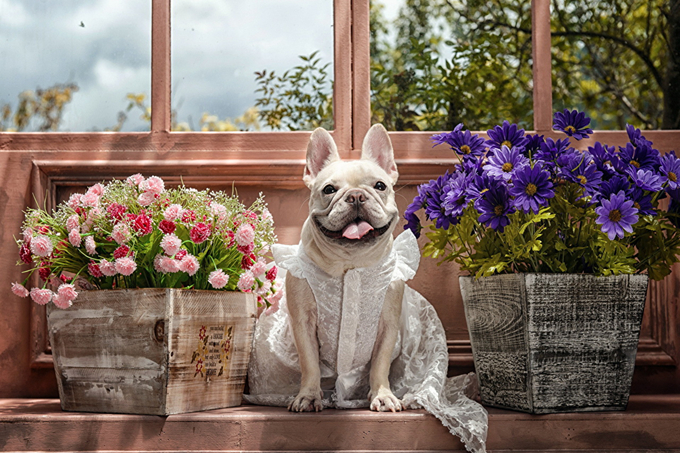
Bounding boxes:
47 288 257 415
459 273 648 414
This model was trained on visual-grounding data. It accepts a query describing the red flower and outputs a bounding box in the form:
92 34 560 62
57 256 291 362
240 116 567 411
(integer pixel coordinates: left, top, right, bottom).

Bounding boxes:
39 266 51 281
224 230 235 247
241 253 257 270
243 210 258 220
159 219 176 234
237 242 254 255
175 249 188 261
88 261 104 278
133 214 152 236
182 210 196 223
113 245 131 259
190 222 211 244
106 203 127 221
266 266 278 281
36 225 50 234
19 243 32 264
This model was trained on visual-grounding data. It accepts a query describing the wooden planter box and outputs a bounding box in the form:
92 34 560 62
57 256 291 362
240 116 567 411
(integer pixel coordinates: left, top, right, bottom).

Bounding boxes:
459 273 648 414
47 288 257 415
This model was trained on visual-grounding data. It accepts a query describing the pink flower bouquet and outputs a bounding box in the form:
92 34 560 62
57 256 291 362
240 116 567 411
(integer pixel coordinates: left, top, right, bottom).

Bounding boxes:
12 174 282 310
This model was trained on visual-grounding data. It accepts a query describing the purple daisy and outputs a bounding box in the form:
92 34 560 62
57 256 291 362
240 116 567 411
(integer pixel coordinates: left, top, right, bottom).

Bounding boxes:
660 152 680 190
403 210 423 238
432 124 487 159
626 124 653 149
614 141 661 173
596 175 631 203
475 181 515 232
630 188 656 216
553 109 593 140
561 155 603 197
630 168 664 192
486 120 529 150
595 191 639 240
483 145 529 181
588 142 617 178
509 163 554 214
443 172 474 218
534 137 572 170
522 134 545 157
421 173 459 230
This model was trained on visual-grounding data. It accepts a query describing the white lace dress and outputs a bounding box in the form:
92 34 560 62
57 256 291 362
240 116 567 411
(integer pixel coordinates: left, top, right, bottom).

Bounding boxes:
244 230 488 453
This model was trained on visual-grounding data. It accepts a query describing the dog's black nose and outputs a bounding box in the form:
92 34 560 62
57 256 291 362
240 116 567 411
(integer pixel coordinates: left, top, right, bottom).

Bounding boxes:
345 190 366 205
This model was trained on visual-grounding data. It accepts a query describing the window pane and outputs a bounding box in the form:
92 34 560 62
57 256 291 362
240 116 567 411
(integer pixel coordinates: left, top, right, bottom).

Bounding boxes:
370 0 534 132
171 0 334 132
552 1 674 130
0 0 151 132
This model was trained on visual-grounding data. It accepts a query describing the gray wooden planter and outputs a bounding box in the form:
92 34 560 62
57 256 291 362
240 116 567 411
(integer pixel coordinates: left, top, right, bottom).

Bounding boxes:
47 288 257 415
459 273 648 414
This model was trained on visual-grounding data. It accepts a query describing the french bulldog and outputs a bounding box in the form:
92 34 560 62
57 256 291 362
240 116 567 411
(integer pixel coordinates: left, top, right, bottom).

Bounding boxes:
287 123 406 412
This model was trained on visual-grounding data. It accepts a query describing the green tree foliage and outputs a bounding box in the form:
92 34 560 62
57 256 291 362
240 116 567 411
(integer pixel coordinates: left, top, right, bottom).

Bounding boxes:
0 83 78 131
254 51 333 131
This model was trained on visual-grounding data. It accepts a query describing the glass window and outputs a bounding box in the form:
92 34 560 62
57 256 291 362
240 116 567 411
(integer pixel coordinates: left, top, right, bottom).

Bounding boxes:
552 0 673 130
0 0 151 132
370 0 534 132
171 0 334 131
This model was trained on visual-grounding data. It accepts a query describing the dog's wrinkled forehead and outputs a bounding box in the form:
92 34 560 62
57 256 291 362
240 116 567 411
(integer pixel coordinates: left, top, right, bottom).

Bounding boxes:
313 160 391 191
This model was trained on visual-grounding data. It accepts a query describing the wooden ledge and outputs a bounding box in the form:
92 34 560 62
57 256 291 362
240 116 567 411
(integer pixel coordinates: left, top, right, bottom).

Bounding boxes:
1 395 679 452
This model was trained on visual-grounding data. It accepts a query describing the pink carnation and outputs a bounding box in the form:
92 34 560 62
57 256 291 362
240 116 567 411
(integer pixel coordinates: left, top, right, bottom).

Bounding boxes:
164 204 183 221
224 230 235 247
141 176 165 194
154 254 179 274
237 271 255 292
30 288 53 305
107 203 127 221
11 282 29 298
52 294 73 309
208 269 229 289
158 220 176 234
85 236 97 255
133 214 153 236
81 191 100 208
66 214 80 232
30 235 53 257
112 223 130 244
57 283 78 302
137 191 157 207
160 233 182 256
235 224 255 247
266 265 278 281
181 210 196 223
68 229 82 247
211 203 228 220
113 245 131 259
99 259 118 277
178 254 200 276
87 183 105 197
127 173 145 186
256 280 272 296
20 243 33 264
114 257 137 276
68 193 83 210
250 259 267 278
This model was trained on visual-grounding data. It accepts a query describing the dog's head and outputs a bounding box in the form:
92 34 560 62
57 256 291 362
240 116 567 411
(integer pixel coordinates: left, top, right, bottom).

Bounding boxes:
300 124 399 275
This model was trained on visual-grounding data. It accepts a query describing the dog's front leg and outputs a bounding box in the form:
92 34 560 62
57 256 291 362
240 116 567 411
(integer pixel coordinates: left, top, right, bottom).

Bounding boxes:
286 274 324 412
369 279 406 412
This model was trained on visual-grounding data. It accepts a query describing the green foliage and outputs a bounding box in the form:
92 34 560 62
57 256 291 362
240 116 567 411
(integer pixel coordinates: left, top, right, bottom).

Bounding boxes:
0 83 78 132
254 51 333 131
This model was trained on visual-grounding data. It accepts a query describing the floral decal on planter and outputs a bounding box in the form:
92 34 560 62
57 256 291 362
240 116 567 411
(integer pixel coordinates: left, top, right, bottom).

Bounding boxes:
192 324 234 380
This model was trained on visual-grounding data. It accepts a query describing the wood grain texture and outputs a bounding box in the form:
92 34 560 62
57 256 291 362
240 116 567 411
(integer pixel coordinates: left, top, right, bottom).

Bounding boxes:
47 289 256 415
460 273 649 414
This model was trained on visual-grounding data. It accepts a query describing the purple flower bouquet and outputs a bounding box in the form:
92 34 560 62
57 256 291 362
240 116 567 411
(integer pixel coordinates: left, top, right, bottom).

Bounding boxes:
405 110 680 280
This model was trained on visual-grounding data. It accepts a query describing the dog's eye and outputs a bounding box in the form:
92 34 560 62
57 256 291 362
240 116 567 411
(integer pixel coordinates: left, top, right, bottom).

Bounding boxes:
374 181 387 191
322 185 337 195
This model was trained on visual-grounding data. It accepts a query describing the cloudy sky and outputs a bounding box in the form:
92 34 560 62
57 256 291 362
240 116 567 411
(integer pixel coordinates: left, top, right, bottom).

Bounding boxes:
0 0 342 131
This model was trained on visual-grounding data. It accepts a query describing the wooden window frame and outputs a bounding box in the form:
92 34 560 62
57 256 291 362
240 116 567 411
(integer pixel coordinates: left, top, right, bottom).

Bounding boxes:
2 0 675 371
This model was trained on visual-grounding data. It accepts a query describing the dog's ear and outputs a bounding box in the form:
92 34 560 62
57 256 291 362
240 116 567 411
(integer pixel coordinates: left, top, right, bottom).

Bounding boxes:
304 128 340 188
361 124 398 184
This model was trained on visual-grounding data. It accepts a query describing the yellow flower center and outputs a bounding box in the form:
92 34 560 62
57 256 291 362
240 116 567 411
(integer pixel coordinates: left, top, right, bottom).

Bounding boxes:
608 209 622 222
634 202 641 210
631 160 640 168
577 175 588 185
669 171 677 182
525 183 537 196
501 140 512 148
564 125 576 133
494 205 504 216
502 162 514 172
460 145 471 154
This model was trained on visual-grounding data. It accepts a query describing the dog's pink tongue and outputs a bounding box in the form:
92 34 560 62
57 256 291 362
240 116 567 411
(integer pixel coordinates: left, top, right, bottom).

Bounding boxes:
342 220 374 239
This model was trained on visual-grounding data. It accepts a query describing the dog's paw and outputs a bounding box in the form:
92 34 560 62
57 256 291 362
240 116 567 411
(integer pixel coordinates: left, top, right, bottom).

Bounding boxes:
369 388 405 413
288 389 324 412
